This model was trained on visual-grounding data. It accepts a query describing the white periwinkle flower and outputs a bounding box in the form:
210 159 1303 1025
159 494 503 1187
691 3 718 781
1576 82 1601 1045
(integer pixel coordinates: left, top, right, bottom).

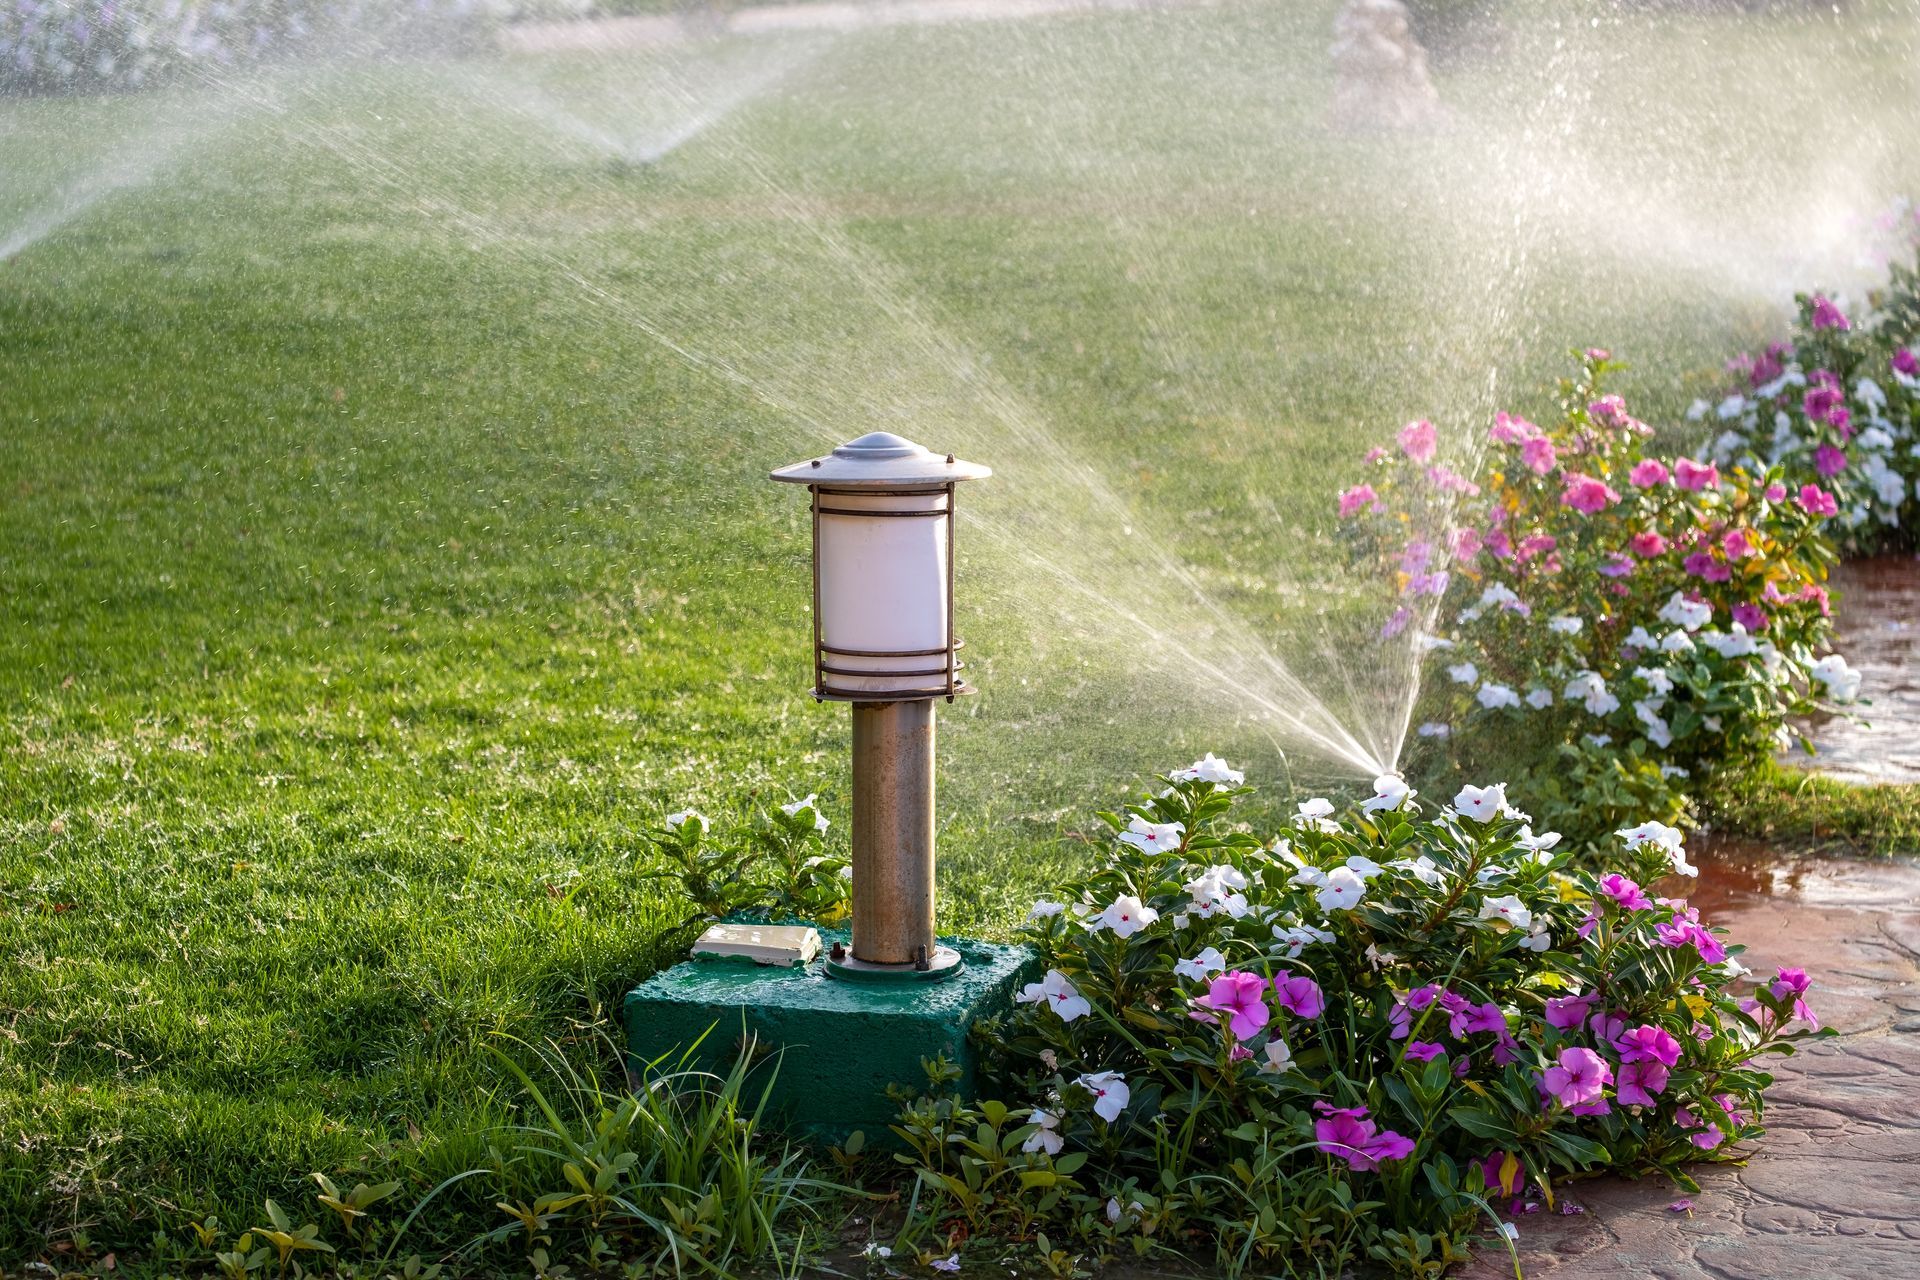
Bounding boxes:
1634 665 1674 697
1624 625 1658 649
1477 894 1532 931
1547 615 1583 636
1514 826 1561 857
1563 670 1620 717
1016 968 1092 1022
1391 854 1447 886
1477 682 1521 710
1616 821 1696 876
1417 721 1451 739
1078 1071 1130 1123
1660 629 1696 655
1314 866 1367 913
1524 687 1554 710
1098 894 1160 938
1295 798 1341 832
1174 946 1227 981
1519 926 1552 952
1272 921 1335 956
1447 661 1480 686
1170 752 1245 784
1260 1039 1294 1073
1184 866 1250 919
1027 899 1066 923
1809 653 1862 701
1361 774 1415 813
1657 591 1713 632
665 809 708 833
1451 783 1509 823
779 794 830 833
1022 1108 1064 1155
1699 625 1758 659
1117 815 1186 854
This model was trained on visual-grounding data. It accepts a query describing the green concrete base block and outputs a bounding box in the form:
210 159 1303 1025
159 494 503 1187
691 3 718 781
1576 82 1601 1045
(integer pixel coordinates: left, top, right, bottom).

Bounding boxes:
622 933 1038 1145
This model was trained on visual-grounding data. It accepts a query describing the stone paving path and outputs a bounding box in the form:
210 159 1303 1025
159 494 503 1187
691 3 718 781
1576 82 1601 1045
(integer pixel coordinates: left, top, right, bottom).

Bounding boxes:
1785 553 1920 786
1460 842 1920 1279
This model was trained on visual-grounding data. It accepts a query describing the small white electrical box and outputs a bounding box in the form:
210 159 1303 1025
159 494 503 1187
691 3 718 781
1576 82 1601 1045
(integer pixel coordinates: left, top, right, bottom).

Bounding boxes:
690 922 822 967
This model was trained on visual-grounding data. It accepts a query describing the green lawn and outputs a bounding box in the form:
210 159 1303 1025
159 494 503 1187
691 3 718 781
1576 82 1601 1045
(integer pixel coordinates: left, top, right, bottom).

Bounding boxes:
4 0 1920 1263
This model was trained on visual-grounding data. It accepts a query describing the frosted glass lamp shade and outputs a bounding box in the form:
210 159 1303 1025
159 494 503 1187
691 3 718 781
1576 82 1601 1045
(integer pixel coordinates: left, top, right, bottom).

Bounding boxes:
770 432 989 702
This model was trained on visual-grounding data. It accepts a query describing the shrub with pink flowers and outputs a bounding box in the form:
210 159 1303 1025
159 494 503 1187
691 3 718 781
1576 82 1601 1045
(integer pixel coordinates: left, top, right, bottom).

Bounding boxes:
1339 351 1862 846
890 765 1826 1277
1702 218 1920 549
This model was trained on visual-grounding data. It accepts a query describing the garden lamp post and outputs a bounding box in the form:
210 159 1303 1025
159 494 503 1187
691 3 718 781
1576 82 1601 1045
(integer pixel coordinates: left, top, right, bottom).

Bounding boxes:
771 432 990 982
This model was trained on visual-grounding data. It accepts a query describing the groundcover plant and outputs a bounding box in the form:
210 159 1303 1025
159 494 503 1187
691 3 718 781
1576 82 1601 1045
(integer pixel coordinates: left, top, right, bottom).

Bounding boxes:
886 762 1828 1278
1339 351 1862 847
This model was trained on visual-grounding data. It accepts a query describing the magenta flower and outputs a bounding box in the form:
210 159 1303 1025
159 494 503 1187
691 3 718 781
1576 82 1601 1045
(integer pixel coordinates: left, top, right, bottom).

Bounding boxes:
1770 967 1819 1029
1683 552 1730 582
1516 533 1557 562
1521 436 1557 475
1490 412 1537 444
1540 1047 1611 1109
1272 971 1326 1020
1764 481 1787 502
1388 984 1443 1039
1615 1059 1669 1107
1559 473 1620 515
1894 347 1918 378
1814 444 1847 477
1480 1150 1521 1195
1598 873 1653 911
1428 465 1481 495
1312 1102 1414 1171
1544 994 1597 1031
1600 553 1635 578
1399 419 1438 464
1673 458 1719 491
1731 602 1768 631
1797 484 1838 517
1405 1040 1447 1063
1196 971 1271 1040
1379 606 1413 639
1629 459 1669 488
1588 395 1629 428
1613 1023 1682 1068
1339 483 1379 518
1803 380 1845 426
1722 528 1755 558
1630 531 1668 558
1400 539 1433 573
1449 1001 1507 1039
1363 445 1388 464
1809 293 1850 331
1451 526 1484 559
1587 1009 1626 1044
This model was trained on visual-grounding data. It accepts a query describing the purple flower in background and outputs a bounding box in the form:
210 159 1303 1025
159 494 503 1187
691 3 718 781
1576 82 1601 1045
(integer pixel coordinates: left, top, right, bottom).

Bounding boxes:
1614 1023 1682 1068
1540 1047 1611 1108
1810 293 1851 330
1814 444 1848 477
1405 1040 1447 1063
1399 419 1438 464
1893 347 1918 378
1545 994 1597 1032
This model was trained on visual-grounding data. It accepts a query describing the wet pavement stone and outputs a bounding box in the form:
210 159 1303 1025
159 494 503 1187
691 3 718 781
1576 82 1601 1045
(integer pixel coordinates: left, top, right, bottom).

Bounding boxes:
1459 848 1920 1279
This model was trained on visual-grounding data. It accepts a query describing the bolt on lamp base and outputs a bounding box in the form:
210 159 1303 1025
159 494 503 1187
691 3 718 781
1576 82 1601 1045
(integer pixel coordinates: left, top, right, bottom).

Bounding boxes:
825 944 965 984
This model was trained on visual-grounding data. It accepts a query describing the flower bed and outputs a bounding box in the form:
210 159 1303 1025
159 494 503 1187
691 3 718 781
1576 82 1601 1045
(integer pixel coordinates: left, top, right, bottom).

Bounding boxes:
1338 352 1861 846
1702 226 1920 550
888 763 1824 1277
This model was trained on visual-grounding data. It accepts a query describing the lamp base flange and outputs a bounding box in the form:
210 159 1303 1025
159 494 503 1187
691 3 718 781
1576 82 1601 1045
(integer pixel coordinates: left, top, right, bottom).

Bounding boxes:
826 945 964 984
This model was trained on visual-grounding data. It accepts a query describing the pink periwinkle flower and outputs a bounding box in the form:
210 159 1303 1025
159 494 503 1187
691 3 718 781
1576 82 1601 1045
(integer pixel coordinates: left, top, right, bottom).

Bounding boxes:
1404 1040 1447 1063
1560 473 1620 515
1673 458 1719 491
1894 347 1918 378
1797 484 1839 517
1616 1059 1669 1107
1770 967 1819 1029
1764 481 1787 502
1484 528 1513 560
1449 1000 1508 1039
1400 539 1433 574
1490 412 1538 445
1629 459 1670 488
1516 533 1557 563
1722 528 1756 559
1544 994 1598 1032
1380 606 1413 640
1339 484 1379 518
1388 984 1444 1039
1480 1151 1522 1195
1585 347 1611 362
1312 1103 1415 1171
1406 570 1450 598
1399 419 1438 464
1363 445 1389 465
1272 971 1326 1020
1600 553 1636 578
1540 1047 1612 1109
1521 436 1558 475
1428 465 1481 496
1814 444 1848 478
1803 380 1845 426
1195 971 1271 1040
1451 526 1484 560
1731 602 1768 631
1587 1010 1626 1045
1809 293 1850 331
1599 873 1653 911
1630 531 1669 558
1717 1093 1748 1126
1588 395 1629 429
1614 1024 1682 1068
